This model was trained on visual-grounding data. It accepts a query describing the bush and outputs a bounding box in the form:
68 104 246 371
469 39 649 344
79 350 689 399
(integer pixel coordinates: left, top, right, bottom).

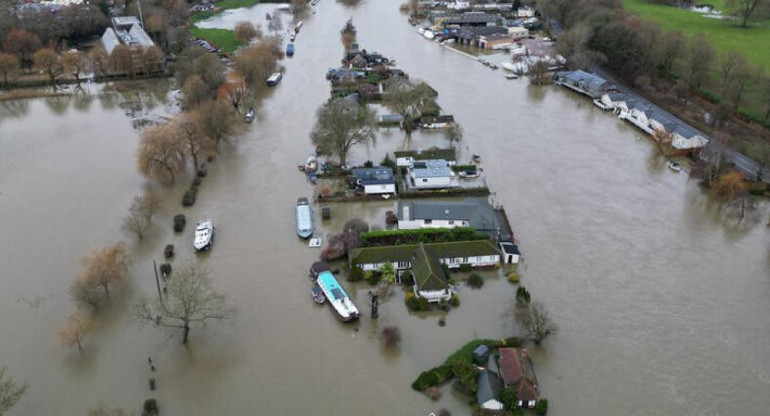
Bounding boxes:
365 270 382 286
385 210 398 225
159 263 172 277
173 214 186 232
343 218 369 234
534 399 549 415
143 398 158 415
182 190 196 206
164 244 174 259
449 294 460 307
412 369 440 391
516 287 531 305
381 154 396 169
507 271 520 283
458 263 472 272
381 325 401 347
418 296 430 310
192 177 202 187
363 160 374 168
406 291 429 311
467 273 483 288
501 385 519 411
348 265 364 282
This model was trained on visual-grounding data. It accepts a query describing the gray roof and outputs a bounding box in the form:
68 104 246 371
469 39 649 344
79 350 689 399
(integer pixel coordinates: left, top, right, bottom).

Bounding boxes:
477 369 503 405
352 167 395 185
441 12 499 25
399 198 497 231
113 16 142 28
101 28 121 55
421 115 455 124
554 70 614 98
411 167 454 179
394 148 456 162
458 26 509 39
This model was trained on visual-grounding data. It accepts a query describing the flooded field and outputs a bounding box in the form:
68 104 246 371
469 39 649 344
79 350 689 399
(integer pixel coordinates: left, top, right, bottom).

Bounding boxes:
1 0 770 415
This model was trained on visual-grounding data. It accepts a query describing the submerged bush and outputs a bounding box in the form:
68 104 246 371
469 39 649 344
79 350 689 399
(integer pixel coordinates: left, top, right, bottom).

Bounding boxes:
467 273 483 289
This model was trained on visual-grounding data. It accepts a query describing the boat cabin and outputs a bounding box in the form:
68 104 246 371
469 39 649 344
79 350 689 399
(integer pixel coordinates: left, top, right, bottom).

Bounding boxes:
266 72 282 86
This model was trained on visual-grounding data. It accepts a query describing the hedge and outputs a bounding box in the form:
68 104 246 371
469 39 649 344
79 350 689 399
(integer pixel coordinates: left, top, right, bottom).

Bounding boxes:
360 227 488 247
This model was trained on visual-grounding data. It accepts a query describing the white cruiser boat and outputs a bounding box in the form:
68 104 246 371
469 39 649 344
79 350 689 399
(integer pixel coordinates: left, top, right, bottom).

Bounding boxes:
194 219 214 251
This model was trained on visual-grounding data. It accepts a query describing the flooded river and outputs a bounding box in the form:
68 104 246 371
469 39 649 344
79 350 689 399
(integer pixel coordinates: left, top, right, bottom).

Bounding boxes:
2 0 770 415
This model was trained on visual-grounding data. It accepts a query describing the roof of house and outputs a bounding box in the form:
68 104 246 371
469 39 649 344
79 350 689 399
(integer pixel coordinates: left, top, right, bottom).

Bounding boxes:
398 198 497 230
483 33 513 41
351 167 395 184
421 115 455 124
412 243 450 291
554 70 613 97
394 148 457 161
348 240 500 266
411 166 454 179
101 28 121 55
477 368 503 406
442 12 499 25
457 26 509 39
112 16 142 28
499 242 520 255
498 348 539 402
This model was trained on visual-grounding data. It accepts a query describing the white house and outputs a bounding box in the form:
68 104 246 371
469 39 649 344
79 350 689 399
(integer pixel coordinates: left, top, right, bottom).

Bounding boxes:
517 6 535 17
508 26 529 40
499 241 520 264
407 159 458 190
447 0 470 10
397 198 498 234
394 149 457 167
347 240 501 274
350 167 396 195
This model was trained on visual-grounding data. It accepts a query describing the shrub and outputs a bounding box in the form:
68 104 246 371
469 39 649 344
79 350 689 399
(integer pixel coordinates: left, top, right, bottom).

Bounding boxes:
458 263 472 272
507 271 520 283
365 270 382 286
343 218 369 234
441 263 451 277
452 361 478 394
173 214 186 232
385 210 398 225
534 399 548 415
182 190 196 206
516 287 531 305
501 385 518 411
412 369 440 391
467 273 483 288
401 270 414 285
348 265 364 282
143 398 158 415
449 294 460 307
381 154 396 169
192 177 202 187
418 296 430 310
380 325 401 347
164 244 174 259
363 160 374 168
196 167 207 177
159 263 172 277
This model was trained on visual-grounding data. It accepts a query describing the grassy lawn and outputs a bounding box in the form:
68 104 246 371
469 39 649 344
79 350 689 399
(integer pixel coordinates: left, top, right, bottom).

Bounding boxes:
189 27 243 53
622 0 770 70
193 0 262 22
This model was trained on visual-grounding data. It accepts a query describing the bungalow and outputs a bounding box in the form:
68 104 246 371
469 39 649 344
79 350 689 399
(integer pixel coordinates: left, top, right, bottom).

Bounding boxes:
394 148 457 167
553 70 616 99
347 240 501 273
397 198 498 235
407 159 458 190
351 167 396 195
498 348 539 408
507 26 529 40
420 115 455 128
411 243 452 302
477 369 505 411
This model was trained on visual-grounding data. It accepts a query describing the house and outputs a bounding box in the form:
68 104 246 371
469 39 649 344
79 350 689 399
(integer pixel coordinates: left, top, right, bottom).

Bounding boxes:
394 148 457 167
507 26 529 40
350 167 396 195
553 70 616 99
439 12 499 27
101 16 156 55
397 198 498 236
411 243 453 302
420 115 455 128
455 26 509 47
517 6 535 17
477 369 505 411
407 159 458 190
347 240 501 273
473 344 491 365
498 348 539 408
499 241 520 264
447 0 470 10
326 67 366 83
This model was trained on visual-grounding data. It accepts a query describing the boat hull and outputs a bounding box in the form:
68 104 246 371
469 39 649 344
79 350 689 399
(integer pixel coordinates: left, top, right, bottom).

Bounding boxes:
296 197 313 239
316 271 359 321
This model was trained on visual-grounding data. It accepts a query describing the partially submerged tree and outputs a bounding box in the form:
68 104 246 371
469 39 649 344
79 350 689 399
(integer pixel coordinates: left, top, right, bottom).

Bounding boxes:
234 37 283 86
57 312 94 354
137 123 187 183
234 21 260 44
2 28 41 68
444 123 463 149
175 114 210 170
88 45 109 78
383 78 436 134
69 278 102 312
710 170 747 202
0 367 28 416
80 243 130 299
33 48 62 88
122 195 162 240
181 75 209 109
61 49 85 83
0 52 20 86
193 99 236 149
515 300 558 345
175 46 225 93
311 97 376 166
135 263 238 344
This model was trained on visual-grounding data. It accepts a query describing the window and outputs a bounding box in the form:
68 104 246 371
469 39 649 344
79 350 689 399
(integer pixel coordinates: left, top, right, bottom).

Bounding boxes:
462 257 469 263
424 219 432 224
448 220 454 225
422 178 428 183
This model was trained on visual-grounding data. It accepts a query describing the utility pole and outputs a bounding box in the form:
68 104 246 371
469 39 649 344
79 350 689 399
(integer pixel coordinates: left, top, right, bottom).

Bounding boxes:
153 260 164 308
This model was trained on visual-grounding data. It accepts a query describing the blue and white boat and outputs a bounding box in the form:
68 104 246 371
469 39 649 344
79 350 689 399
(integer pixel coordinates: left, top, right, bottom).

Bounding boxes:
296 197 313 239
286 43 294 56
316 270 359 321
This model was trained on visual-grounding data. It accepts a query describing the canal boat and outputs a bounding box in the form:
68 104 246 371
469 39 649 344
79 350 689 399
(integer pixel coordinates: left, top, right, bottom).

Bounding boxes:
266 72 282 86
194 219 214 251
311 284 326 304
244 107 255 123
295 21 303 33
286 43 294 56
316 270 359 321
296 197 313 239
667 161 682 172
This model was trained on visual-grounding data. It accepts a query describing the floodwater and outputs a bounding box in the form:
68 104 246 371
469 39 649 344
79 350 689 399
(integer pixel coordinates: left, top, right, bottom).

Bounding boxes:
2 0 770 415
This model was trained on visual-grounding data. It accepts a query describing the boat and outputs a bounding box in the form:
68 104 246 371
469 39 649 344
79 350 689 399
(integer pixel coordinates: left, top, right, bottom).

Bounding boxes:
667 161 682 172
489 63 498 70
316 270 359 321
286 43 294 56
193 219 214 251
501 61 516 72
505 73 518 80
458 169 480 178
266 72 282 86
296 197 313 239
295 21 303 33
423 31 434 40
290 32 296 41
244 107 255 123
311 285 326 304
417 27 426 35
472 154 481 163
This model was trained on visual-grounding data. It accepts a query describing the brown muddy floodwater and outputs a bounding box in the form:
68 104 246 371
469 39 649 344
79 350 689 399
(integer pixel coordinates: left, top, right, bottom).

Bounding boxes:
2 1 770 415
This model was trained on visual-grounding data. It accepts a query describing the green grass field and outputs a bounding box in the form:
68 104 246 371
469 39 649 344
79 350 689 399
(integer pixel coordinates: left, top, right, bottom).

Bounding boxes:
622 0 770 70
189 27 243 53
193 0 262 22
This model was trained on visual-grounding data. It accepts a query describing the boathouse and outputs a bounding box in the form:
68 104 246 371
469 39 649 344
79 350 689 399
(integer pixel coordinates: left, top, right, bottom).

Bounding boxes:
553 70 616 99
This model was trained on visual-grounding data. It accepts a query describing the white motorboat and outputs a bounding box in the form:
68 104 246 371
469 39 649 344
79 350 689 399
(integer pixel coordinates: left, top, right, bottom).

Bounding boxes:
194 219 214 251
667 161 682 172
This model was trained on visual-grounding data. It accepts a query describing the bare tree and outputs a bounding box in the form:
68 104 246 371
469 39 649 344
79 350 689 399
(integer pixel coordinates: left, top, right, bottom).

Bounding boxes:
234 37 283 86
80 243 130 299
2 28 41 68
61 49 85 83
0 367 28 416
515 300 558 345
234 21 260 44
726 0 768 27
69 279 102 311
527 59 551 86
122 195 162 240
142 45 165 74
175 46 225 92
194 99 236 149
33 48 62 88
175 114 210 170
137 123 187 183
685 34 715 89
658 30 686 75
57 312 93 354
0 52 20 86
383 78 436 134
710 170 747 202
181 75 209 109
88 45 109 78
108 44 133 77
135 263 238 344
267 13 284 35
556 22 605 71
444 123 463 149
311 97 376 166
290 0 309 17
